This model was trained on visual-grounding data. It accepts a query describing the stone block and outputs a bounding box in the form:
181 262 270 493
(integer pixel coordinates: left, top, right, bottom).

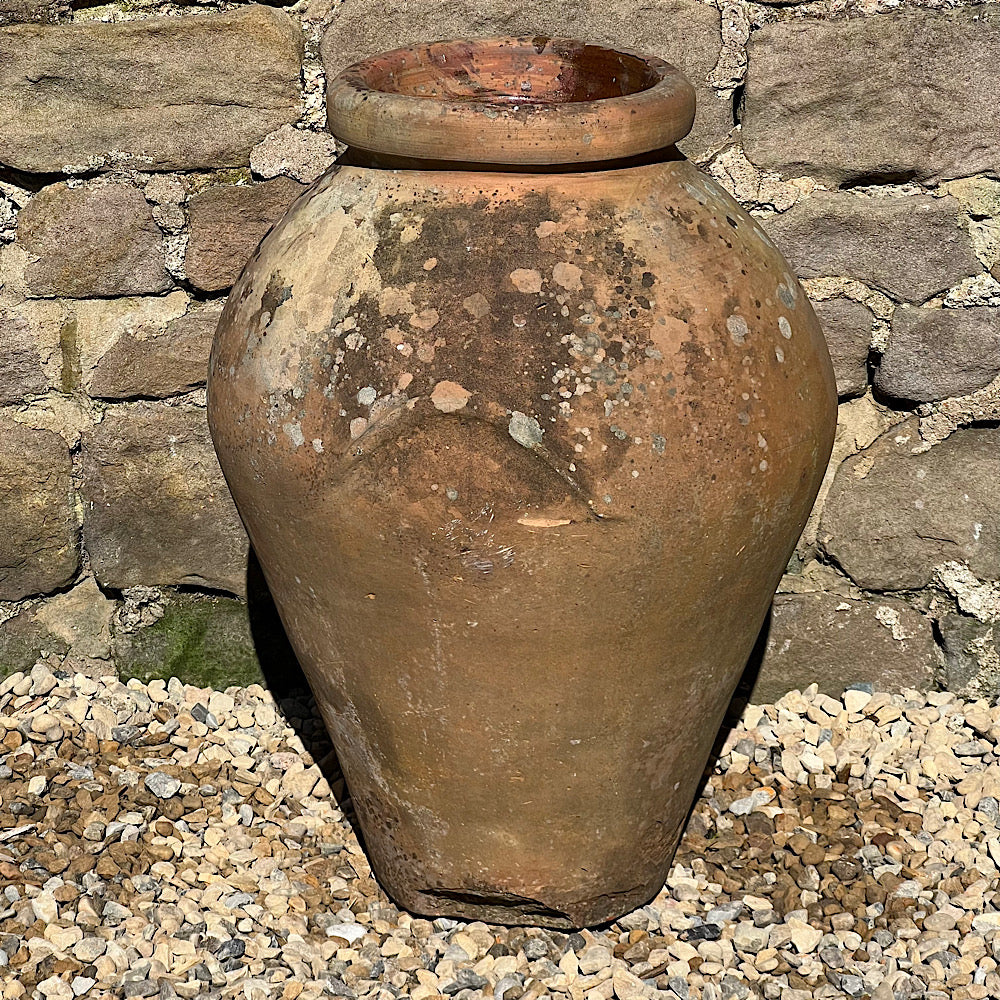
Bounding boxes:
0 608 67 675
939 614 999 699
820 420 1000 591
22 576 115 675
16 181 171 298
319 0 730 159
0 308 52 403
0 418 79 601
114 556 301 692
251 124 341 183
77 294 222 400
185 177 306 292
81 404 248 594
766 192 979 303
812 297 871 399
874 305 1000 403
0 7 302 173
748 593 938 704
743 8 1000 184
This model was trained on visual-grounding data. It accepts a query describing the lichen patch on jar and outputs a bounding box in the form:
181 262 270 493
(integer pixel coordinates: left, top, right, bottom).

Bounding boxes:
508 411 544 448
727 315 749 345
430 381 472 413
552 261 584 291
510 268 543 293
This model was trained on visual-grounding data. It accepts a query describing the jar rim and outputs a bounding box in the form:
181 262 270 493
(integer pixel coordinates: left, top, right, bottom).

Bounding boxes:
326 36 696 166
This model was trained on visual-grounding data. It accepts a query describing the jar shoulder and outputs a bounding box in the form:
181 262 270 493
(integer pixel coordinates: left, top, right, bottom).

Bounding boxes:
209 159 835 505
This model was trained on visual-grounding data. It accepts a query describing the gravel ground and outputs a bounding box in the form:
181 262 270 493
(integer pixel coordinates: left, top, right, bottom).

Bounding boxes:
1 667 999 1000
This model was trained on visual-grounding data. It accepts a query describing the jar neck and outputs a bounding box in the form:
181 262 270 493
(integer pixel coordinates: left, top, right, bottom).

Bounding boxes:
337 144 687 173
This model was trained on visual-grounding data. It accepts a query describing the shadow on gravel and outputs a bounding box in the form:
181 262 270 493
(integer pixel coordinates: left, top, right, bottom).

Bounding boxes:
246 549 363 839
688 608 772 819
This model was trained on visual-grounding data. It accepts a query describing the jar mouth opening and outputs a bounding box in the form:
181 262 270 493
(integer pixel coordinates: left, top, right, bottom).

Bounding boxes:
352 37 663 106
327 36 696 167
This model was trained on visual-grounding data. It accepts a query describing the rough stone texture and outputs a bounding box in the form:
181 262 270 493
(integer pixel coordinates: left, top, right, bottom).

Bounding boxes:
0 309 50 403
71 292 189 395
185 177 306 292
81 404 248 594
748 593 938 703
319 0 730 159
766 192 980 302
250 124 341 183
30 576 114 672
797 395 903 558
16 182 171 297
743 8 1000 184
939 614 999 699
875 305 1000 403
812 297 872 398
0 7 303 173
85 299 223 399
821 420 1000 591
0 419 79 602
0 0 66 25
0 607 69 675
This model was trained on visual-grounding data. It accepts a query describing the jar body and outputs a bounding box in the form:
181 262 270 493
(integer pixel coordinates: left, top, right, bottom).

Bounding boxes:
208 158 836 927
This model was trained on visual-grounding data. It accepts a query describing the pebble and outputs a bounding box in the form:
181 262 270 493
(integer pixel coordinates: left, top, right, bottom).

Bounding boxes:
971 912 1000 933
143 771 181 798
843 688 873 713
732 922 771 953
326 922 367 943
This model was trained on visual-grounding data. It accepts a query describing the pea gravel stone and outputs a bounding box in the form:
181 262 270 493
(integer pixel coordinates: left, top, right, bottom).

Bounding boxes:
143 771 181 798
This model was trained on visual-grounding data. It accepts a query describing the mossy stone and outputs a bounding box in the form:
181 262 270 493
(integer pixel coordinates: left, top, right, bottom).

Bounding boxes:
115 557 304 694
0 610 69 678
115 595 267 689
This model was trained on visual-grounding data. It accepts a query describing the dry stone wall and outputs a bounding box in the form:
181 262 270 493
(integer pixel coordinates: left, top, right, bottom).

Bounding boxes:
0 0 998 699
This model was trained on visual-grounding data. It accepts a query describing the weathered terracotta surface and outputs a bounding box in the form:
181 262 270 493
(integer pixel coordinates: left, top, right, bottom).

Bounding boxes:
208 38 836 927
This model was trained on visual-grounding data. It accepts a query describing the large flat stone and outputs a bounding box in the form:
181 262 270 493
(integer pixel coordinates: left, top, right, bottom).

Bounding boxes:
0 299 67 398
114 594 266 690
743 8 1000 184
874 305 1000 403
0 579 114 678
16 182 171 297
88 303 222 400
0 418 79 601
185 177 306 292
319 0 729 160
81 404 248 594
748 593 938 703
766 192 980 303
0 7 302 173
820 420 1000 591
812 297 872 399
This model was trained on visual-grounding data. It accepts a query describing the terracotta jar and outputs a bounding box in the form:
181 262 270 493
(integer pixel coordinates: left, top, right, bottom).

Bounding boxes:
208 38 836 928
